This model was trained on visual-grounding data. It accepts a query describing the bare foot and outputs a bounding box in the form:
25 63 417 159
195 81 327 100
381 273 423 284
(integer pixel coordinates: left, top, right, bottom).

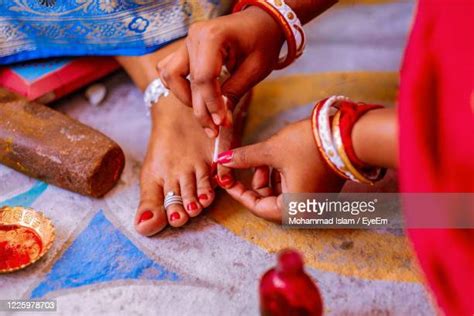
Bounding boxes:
117 42 245 235
135 91 250 235
133 93 221 235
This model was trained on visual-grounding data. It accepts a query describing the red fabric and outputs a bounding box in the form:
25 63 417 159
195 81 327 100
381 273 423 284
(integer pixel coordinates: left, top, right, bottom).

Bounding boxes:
399 0 474 315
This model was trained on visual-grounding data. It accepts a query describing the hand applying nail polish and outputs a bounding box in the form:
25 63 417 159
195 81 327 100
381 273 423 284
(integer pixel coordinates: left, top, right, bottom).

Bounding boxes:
216 120 345 222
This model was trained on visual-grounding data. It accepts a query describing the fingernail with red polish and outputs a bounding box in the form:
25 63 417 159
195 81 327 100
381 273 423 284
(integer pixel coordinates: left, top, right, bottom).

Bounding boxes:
187 202 198 212
219 175 234 188
198 194 208 201
170 212 181 222
138 210 153 223
217 150 233 164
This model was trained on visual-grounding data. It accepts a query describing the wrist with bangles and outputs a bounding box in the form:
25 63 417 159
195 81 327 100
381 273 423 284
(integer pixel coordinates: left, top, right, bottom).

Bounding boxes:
233 0 306 69
311 96 387 185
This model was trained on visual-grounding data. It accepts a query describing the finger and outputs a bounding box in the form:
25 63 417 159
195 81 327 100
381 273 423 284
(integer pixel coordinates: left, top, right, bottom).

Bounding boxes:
157 46 192 106
215 125 235 189
226 181 282 222
187 33 227 126
216 142 272 169
198 82 227 126
216 164 234 189
192 94 218 138
271 168 282 195
252 166 273 197
222 54 272 110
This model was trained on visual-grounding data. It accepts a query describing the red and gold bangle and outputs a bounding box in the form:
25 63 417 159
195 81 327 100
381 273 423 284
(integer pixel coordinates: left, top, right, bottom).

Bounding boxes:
334 100 383 169
311 96 386 184
332 111 384 185
233 0 305 69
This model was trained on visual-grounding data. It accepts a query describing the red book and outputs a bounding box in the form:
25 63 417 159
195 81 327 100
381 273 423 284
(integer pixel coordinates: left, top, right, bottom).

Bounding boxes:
0 57 120 103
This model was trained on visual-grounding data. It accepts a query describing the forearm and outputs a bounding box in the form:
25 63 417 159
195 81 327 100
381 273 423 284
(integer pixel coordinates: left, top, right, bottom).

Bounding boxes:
286 0 338 24
351 108 399 169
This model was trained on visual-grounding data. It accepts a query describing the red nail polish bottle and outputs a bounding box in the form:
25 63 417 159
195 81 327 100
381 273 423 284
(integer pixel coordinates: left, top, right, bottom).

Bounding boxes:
259 249 323 316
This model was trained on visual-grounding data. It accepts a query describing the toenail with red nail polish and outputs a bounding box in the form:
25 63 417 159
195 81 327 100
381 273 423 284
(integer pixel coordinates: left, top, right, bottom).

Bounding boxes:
198 194 208 201
217 151 233 164
187 202 198 211
170 212 181 221
138 210 153 223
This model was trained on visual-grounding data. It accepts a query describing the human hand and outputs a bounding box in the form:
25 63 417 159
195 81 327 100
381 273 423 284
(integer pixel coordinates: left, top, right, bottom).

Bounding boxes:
157 7 284 138
216 119 345 222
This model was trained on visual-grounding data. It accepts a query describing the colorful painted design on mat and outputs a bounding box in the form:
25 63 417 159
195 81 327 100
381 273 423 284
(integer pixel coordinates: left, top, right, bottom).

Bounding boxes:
31 210 180 298
0 181 48 208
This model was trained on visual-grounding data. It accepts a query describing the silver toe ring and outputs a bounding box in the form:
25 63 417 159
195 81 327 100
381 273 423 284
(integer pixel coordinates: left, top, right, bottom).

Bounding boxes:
164 191 183 210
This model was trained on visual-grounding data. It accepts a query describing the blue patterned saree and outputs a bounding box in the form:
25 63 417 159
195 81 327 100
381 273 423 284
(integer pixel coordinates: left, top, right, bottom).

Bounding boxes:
0 0 232 65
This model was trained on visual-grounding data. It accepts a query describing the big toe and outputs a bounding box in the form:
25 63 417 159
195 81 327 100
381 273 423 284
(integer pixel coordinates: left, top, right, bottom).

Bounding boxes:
134 179 168 236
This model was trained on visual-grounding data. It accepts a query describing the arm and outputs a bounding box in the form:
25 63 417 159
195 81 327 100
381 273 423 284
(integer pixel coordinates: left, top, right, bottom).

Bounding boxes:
352 108 398 169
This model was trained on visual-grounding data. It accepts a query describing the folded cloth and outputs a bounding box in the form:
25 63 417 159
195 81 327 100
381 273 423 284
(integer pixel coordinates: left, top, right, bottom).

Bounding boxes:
0 0 232 65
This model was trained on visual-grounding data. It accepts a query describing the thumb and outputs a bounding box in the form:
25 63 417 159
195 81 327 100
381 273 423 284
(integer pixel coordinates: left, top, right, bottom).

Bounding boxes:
222 54 271 110
216 142 272 169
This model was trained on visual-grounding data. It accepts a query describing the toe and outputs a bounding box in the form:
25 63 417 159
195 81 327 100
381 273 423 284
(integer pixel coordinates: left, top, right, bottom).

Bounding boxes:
216 164 235 189
135 177 168 236
164 181 189 227
196 163 215 208
180 172 202 217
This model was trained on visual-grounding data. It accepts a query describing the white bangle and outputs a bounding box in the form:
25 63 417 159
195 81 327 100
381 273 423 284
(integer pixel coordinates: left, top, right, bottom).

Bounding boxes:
316 95 355 180
267 0 306 57
233 0 306 68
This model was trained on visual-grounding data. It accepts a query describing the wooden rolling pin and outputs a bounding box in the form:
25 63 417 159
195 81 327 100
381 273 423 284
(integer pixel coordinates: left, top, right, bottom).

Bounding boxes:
0 89 125 197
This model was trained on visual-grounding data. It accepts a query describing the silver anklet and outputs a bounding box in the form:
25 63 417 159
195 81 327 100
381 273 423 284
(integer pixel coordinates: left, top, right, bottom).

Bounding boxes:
143 78 169 115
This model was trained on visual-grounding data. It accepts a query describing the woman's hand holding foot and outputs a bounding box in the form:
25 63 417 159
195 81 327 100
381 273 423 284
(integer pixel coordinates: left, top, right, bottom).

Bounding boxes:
157 7 284 136
157 0 338 137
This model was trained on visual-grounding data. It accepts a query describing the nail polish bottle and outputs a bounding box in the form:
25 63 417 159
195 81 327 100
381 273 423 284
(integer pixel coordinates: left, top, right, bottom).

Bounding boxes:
260 249 323 316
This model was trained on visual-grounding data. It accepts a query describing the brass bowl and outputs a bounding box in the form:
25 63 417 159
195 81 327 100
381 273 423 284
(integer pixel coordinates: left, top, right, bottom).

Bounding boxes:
0 206 55 273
